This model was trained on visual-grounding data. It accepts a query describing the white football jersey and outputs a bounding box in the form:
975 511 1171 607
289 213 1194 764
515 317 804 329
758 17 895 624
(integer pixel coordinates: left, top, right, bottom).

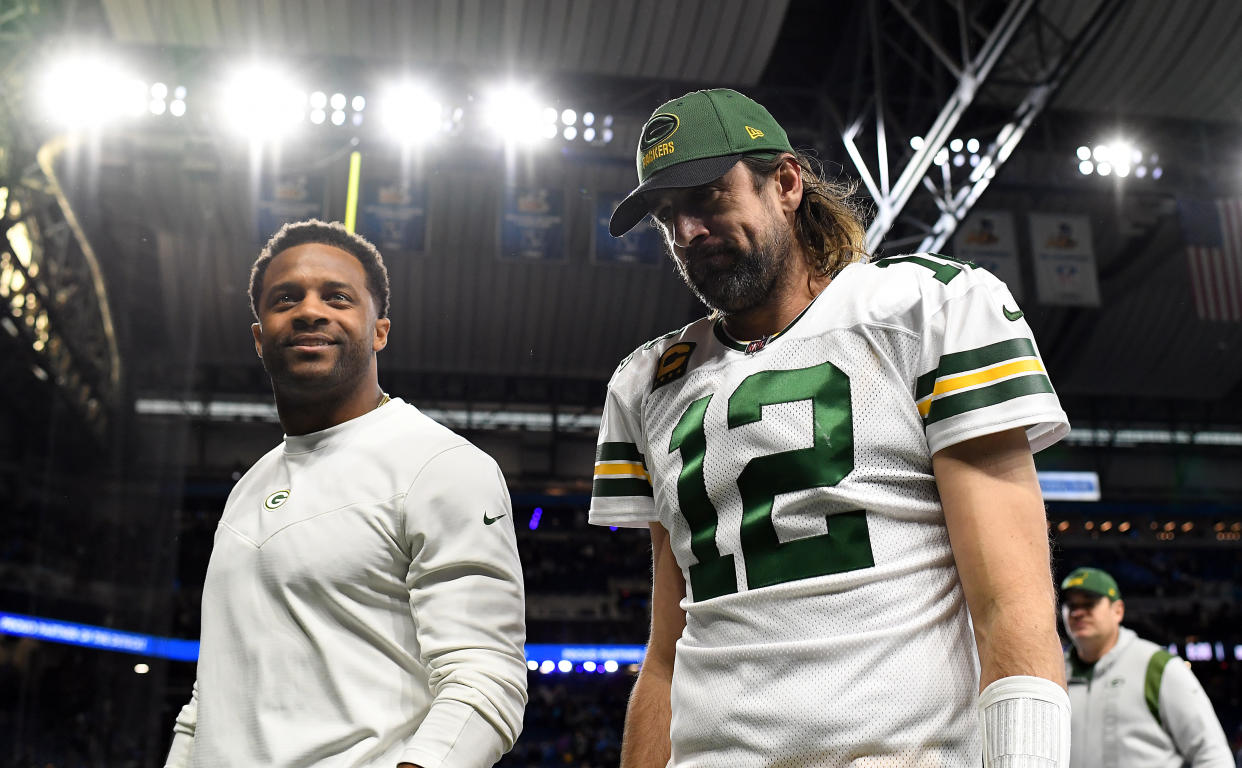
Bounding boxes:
589 254 1069 767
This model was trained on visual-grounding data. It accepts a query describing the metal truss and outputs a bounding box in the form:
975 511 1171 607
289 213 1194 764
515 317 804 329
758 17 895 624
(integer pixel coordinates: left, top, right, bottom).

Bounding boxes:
840 0 1126 255
0 142 122 441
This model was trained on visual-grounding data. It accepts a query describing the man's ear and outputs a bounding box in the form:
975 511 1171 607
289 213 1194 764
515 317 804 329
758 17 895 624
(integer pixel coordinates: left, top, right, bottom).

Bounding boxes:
775 154 803 214
1113 599 1125 623
251 322 263 358
373 317 391 353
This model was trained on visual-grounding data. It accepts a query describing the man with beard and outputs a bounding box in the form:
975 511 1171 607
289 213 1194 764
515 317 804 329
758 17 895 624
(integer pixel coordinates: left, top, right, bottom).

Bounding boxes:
589 89 1072 767
165 220 527 768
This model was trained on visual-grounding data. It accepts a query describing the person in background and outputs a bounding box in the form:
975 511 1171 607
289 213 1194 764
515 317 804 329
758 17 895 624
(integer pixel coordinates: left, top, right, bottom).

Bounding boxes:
165 220 527 768
1062 566 1233 768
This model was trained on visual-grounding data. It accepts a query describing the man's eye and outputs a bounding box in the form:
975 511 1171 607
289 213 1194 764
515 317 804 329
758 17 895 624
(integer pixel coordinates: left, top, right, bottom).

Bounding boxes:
330 293 351 302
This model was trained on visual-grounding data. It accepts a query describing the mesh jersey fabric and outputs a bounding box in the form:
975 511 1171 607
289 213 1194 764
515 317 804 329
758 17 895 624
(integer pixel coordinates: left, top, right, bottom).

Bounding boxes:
589 254 1069 767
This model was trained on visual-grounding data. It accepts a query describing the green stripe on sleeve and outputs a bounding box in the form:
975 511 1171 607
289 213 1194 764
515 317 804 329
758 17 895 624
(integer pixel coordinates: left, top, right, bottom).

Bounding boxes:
592 477 654 498
935 338 1038 378
596 442 645 463
924 374 1054 425
915 339 1039 401
1145 649 1173 726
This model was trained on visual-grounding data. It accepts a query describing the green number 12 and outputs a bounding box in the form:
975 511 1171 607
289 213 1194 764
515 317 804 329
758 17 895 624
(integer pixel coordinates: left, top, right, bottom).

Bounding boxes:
668 361 875 601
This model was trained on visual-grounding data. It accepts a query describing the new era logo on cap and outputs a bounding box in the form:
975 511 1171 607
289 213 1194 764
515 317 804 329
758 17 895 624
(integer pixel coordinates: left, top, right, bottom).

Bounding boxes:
745 125 765 139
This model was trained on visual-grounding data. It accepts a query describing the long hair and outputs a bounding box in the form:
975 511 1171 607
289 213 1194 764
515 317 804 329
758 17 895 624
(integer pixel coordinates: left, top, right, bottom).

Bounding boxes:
742 151 870 277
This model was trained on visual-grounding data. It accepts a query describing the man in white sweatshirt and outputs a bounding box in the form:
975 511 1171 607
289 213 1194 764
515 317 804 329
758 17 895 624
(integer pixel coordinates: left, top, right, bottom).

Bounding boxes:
165 219 528 768
1062 566 1232 768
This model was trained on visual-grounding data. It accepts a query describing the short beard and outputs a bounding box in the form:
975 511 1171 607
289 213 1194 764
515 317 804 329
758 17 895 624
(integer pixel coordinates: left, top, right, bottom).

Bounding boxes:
669 218 793 316
260 334 373 402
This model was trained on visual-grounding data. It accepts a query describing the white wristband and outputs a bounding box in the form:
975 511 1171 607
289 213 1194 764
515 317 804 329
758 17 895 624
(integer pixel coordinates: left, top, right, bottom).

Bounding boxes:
979 675 1071 768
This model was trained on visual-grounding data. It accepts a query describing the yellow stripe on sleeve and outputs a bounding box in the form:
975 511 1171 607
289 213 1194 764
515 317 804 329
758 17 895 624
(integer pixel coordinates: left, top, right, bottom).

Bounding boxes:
593 461 650 481
916 358 1046 417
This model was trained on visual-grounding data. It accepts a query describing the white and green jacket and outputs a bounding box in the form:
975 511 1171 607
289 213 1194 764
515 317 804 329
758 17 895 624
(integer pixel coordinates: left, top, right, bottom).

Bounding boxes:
1066 626 1232 768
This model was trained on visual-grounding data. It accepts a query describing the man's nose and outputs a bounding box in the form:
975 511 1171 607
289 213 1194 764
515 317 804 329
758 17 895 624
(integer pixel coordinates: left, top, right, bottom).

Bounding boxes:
672 211 708 249
292 297 331 326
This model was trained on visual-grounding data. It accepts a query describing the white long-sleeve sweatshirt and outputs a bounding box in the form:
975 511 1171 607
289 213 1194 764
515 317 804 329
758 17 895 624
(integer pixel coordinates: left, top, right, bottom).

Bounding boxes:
165 398 528 768
1067 626 1232 768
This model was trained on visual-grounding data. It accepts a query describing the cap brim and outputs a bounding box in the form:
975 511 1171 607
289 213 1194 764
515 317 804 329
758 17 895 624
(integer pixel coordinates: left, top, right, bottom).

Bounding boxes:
608 154 745 237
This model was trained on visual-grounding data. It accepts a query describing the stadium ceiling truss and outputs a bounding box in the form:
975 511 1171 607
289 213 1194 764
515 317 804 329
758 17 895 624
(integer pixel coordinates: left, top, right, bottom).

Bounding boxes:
840 0 1126 255
0 0 121 442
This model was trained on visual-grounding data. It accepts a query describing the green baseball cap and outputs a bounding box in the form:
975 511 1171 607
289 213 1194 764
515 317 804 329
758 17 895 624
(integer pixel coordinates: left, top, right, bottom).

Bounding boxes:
608 88 794 237
1060 567 1122 601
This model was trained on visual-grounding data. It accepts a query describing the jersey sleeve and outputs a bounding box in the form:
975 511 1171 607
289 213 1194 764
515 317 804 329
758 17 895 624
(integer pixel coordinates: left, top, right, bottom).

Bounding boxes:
588 372 656 529
909 255 1070 455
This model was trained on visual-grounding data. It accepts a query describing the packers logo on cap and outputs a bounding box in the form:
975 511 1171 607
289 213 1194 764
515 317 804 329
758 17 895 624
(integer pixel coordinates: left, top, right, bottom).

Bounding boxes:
640 113 679 150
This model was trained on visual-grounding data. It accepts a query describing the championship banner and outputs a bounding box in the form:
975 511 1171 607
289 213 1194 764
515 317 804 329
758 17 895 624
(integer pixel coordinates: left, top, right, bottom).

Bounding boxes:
1028 212 1100 306
358 178 428 255
256 172 325 243
593 194 662 266
500 185 565 262
952 210 1023 299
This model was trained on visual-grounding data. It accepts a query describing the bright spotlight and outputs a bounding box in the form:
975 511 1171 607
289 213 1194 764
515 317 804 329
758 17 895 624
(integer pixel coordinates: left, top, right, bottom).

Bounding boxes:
602 128 614 143
1151 166 1163 179
557 660 572 673
1076 146 1091 161
331 110 346 125
174 85 187 100
563 126 577 141
1078 160 1094 175
949 138 964 152
220 63 306 139
330 92 346 110
561 108 577 126
1097 162 1112 176
583 661 597 672
134 663 150 674
526 660 538 670
150 82 168 100
603 660 619 673
149 99 166 115
351 95 366 111
1116 164 1130 178
310 109 326 125
966 138 980 153
40 54 147 127
1092 144 1109 162
170 99 186 117
376 82 443 144
909 135 924 150
582 111 595 126
934 148 949 166
310 91 327 109
583 127 596 142
539 660 554 674
952 153 965 167
483 85 550 145
1135 165 1147 178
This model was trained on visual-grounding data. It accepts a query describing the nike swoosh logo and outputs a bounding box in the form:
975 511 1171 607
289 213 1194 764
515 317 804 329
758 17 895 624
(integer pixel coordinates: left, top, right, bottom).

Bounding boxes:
1003 305 1024 321
483 512 506 525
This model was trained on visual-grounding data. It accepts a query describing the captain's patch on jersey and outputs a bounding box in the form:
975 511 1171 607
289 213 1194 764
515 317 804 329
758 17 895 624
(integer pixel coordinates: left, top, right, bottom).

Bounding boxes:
654 342 695 389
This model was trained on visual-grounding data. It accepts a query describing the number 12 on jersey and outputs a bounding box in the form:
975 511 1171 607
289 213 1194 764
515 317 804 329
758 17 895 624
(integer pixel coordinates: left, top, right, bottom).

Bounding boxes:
668 360 875 601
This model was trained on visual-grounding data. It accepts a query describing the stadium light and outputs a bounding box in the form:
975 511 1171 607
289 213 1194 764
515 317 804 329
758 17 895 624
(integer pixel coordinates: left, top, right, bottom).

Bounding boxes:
482 84 553 145
376 81 443 145
40 53 147 128
220 63 306 140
